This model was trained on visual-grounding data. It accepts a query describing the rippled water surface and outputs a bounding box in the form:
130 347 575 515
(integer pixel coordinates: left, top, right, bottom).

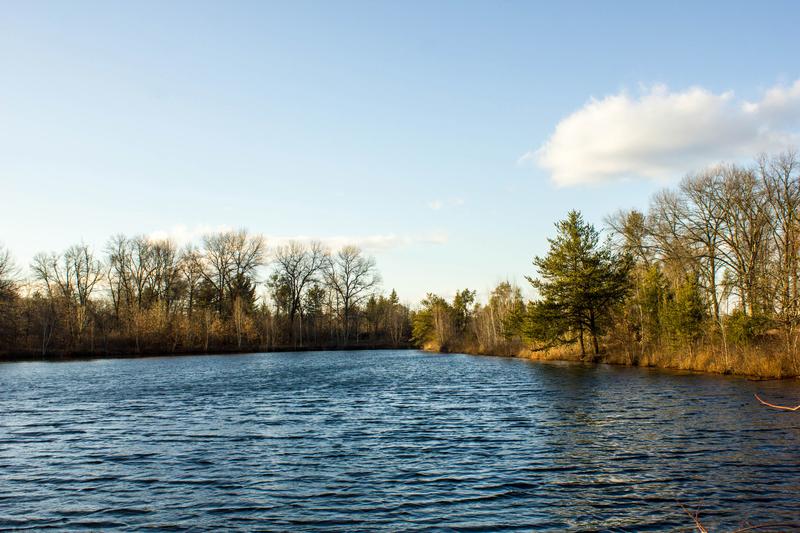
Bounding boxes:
2 350 800 531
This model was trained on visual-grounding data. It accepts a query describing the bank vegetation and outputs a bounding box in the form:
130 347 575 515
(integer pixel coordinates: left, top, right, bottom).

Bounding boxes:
0 235 410 359
412 151 800 378
4 150 800 377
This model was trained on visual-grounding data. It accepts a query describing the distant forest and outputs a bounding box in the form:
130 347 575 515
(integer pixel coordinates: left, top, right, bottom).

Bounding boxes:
0 236 411 358
3 151 800 377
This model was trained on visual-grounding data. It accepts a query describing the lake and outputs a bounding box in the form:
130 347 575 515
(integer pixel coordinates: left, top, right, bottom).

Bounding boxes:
1 349 799 531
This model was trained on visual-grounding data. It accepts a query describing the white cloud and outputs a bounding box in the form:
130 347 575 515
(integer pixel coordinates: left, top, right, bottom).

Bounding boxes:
148 224 232 245
528 80 800 186
269 232 448 252
428 198 465 210
147 225 447 253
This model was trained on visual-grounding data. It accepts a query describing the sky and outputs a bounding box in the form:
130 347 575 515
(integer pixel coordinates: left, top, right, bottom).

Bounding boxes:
2 1 800 303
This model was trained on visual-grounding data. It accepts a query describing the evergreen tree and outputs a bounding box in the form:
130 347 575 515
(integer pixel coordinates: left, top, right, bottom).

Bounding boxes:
526 210 631 357
452 289 476 333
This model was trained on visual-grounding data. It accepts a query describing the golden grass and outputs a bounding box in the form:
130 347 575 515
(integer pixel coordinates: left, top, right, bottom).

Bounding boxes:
423 337 800 379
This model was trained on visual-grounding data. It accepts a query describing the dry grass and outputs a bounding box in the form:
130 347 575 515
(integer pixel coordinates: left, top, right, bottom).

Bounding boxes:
424 337 800 379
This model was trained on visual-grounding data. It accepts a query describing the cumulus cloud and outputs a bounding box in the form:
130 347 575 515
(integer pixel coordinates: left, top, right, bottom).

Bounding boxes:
527 80 800 186
148 225 447 252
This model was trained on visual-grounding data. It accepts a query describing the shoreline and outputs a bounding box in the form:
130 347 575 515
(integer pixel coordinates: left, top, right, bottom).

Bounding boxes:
5 343 799 383
0 343 412 363
421 343 800 381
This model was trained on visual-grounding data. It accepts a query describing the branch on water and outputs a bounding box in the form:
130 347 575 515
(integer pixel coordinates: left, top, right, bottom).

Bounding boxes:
681 502 800 532
682 504 709 533
754 393 800 411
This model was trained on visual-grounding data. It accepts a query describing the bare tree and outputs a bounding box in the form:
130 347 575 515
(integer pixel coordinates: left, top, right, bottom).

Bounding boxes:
202 229 265 315
759 151 800 365
105 235 160 351
648 189 698 279
179 245 204 320
605 209 655 267
271 241 327 344
148 239 182 315
679 169 727 324
4 227 407 356
470 282 523 354
713 165 772 316
202 232 234 314
66 244 103 334
0 244 19 351
106 234 132 321
201 230 264 347
323 245 380 342
0 244 18 298
31 244 103 348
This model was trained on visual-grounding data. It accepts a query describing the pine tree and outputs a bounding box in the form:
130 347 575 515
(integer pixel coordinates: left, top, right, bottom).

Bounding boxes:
526 210 631 357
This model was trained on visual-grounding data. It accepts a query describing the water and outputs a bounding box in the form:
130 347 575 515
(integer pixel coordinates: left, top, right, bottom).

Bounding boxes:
1 350 800 531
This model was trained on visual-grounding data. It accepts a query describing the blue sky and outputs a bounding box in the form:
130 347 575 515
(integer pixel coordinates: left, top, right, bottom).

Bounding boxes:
2 1 800 302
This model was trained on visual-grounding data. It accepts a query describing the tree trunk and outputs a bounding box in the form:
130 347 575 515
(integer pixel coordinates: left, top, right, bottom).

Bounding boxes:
589 308 600 355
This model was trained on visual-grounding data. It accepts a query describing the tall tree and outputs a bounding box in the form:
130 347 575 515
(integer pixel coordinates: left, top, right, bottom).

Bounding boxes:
452 289 476 333
271 241 326 344
713 165 771 316
412 293 454 349
202 230 265 316
527 210 631 357
31 244 102 349
760 151 800 328
0 245 19 350
324 245 380 342
0 244 18 301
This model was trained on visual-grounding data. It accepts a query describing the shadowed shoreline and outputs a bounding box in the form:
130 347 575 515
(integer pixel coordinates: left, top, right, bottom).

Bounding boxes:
0 342 412 363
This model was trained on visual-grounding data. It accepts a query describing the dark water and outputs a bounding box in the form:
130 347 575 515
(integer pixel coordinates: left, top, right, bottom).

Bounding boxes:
2 350 800 531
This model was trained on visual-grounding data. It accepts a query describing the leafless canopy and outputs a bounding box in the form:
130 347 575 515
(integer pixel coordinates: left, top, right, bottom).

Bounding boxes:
0 244 18 297
324 245 380 341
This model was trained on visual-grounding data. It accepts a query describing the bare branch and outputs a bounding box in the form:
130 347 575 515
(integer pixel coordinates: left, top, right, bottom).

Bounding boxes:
755 393 800 411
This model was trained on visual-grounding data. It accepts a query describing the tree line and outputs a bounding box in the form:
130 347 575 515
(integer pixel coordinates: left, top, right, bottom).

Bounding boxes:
4 150 800 375
0 233 410 358
412 151 800 377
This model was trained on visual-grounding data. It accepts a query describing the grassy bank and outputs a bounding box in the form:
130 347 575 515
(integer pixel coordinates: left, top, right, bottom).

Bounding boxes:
422 339 800 379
